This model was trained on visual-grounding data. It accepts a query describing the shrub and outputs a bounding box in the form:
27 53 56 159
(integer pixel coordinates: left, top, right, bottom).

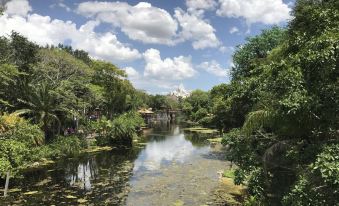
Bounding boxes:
193 108 208 122
94 112 144 147
0 139 29 178
198 116 213 127
0 113 44 146
110 112 144 146
49 135 82 157
282 144 339 206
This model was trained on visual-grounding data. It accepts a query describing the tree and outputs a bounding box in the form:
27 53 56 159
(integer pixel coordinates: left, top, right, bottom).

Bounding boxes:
221 0 339 204
91 60 132 118
0 64 20 109
182 90 210 122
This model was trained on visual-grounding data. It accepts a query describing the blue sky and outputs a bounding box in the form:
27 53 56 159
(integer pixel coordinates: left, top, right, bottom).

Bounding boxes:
0 0 293 94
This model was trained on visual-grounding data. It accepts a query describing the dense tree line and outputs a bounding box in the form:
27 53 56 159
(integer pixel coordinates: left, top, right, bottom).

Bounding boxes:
206 0 338 205
0 32 155 184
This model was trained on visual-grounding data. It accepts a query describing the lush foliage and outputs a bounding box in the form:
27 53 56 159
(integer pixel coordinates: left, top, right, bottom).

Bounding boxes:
94 112 144 147
181 90 212 125
0 32 151 179
215 0 339 204
48 135 83 157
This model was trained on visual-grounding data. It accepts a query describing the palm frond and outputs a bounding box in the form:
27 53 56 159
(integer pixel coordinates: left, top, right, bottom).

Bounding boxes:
13 109 33 116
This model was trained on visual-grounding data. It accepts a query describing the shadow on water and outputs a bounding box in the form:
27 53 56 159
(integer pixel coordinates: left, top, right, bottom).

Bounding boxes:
1 122 230 206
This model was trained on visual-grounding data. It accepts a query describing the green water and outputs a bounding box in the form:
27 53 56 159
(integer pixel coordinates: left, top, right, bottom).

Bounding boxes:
1 123 230 205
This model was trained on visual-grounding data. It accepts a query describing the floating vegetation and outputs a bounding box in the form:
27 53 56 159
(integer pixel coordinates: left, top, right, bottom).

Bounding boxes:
0 188 21 193
183 127 218 134
77 198 88 203
207 137 222 144
23 191 39 195
26 159 55 170
82 146 113 153
65 195 77 199
34 178 52 186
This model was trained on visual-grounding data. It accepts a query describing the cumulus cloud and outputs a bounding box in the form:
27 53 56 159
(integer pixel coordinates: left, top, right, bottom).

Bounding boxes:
186 0 217 11
217 0 291 24
77 1 220 50
0 12 141 62
77 1 178 45
174 8 220 49
198 60 229 77
5 0 31 16
143 48 196 81
229 26 239 34
124 67 140 79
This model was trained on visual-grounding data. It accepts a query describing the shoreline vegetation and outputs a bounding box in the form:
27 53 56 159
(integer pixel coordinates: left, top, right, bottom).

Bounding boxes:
1 0 338 205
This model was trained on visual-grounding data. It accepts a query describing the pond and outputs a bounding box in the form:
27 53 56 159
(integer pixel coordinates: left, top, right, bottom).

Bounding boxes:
1 122 230 205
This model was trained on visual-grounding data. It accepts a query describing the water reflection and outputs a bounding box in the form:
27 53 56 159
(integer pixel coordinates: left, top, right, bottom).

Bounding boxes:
66 161 94 190
133 126 210 172
2 123 226 206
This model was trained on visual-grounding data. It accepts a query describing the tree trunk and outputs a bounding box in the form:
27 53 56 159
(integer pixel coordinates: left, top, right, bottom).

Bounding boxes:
3 170 10 197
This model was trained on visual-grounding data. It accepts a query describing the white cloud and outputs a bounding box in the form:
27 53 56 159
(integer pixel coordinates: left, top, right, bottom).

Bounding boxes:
50 3 71 12
0 13 141 62
77 1 221 50
143 48 196 81
198 60 229 77
124 66 140 79
186 0 217 11
229 26 239 34
5 0 31 16
174 8 220 49
77 1 178 45
217 0 291 24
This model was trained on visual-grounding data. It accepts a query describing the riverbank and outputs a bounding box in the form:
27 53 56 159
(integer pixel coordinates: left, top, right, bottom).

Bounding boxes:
25 145 115 171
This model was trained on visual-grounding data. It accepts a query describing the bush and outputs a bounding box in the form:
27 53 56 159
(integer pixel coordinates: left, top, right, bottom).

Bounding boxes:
94 112 144 147
49 135 82 157
198 116 213 127
193 108 208 122
30 145 55 161
0 113 44 146
110 112 144 146
0 139 29 178
282 144 339 206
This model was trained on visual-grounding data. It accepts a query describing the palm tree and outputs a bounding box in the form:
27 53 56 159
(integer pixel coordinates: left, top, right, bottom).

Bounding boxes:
15 81 69 139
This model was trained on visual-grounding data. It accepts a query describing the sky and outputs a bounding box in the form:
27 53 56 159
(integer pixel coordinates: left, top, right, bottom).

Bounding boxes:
0 0 294 94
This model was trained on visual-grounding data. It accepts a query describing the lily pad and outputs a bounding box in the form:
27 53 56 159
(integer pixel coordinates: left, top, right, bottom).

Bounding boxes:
77 198 88 203
23 191 39 195
65 195 77 199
